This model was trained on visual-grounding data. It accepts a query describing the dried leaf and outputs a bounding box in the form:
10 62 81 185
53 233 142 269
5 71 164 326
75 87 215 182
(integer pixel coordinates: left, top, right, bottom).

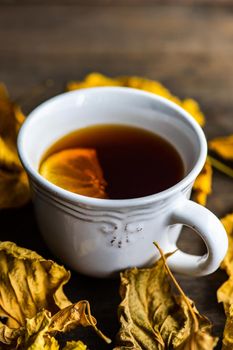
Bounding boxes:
0 138 22 171
114 243 216 350
0 171 30 209
217 213 233 307
192 158 212 206
67 72 123 90
176 329 218 350
67 73 205 126
0 84 24 157
0 241 71 347
215 296 233 350
221 304 233 350
16 302 110 349
0 84 30 209
217 278 233 310
217 213 233 350
220 213 233 276
0 242 110 349
63 340 87 350
209 135 233 160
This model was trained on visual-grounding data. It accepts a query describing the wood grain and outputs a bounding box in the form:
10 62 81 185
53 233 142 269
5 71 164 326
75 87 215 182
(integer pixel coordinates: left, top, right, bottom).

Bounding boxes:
0 3 233 349
1 1 233 5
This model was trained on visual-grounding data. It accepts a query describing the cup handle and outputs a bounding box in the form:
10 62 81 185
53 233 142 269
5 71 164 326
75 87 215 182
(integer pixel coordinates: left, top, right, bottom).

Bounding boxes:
167 199 228 276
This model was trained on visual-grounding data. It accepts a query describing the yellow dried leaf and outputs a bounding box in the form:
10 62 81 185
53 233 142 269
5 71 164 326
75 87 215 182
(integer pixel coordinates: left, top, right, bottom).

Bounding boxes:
217 277 233 310
16 302 110 349
67 73 205 126
0 138 22 171
0 84 29 209
19 310 60 350
181 98 205 128
192 159 212 206
176 329 218 350
114 243 216 349
221 304 233 350
14 105 25 127
0 242 110 349
220 213 233 275
0 83 24 142
217 213 233 350
67 72 123 90
217 213 233 307
209 135 233 160
0 241 71 347
63 340 87 350
0 171 30 209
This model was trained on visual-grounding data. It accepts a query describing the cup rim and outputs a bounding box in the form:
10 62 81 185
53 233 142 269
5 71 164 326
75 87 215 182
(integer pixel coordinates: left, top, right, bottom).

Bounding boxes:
18 86 207 208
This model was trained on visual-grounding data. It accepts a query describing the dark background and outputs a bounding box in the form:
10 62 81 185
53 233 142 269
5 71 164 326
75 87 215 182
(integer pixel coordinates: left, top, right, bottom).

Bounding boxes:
1 1 233 349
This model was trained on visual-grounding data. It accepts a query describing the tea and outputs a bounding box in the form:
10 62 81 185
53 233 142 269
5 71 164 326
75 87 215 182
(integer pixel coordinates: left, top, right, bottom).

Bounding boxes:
40 124 184 199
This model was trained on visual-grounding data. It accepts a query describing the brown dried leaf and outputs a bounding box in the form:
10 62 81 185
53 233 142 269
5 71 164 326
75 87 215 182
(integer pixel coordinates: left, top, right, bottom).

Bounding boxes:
209 135 233 161
67 73 205 126
114 244 216 350
193 158 213 206
0 84 30 209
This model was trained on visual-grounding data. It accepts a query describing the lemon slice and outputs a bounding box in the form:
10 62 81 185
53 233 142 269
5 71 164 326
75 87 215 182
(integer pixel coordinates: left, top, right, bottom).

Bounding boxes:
39 148 108 198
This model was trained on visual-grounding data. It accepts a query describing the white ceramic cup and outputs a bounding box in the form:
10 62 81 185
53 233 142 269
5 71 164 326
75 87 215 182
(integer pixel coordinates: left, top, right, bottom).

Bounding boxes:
18 87 228 278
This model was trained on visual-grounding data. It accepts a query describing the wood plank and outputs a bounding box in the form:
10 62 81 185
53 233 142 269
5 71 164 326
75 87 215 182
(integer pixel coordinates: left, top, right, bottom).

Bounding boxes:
1 0 233 6
0 5 233 108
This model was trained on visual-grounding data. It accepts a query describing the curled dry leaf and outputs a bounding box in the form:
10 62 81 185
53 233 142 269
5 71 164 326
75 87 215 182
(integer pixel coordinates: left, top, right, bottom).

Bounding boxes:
0 241 71 347
192 158 212 206
114 243 217 350
16 302 110 349
67 73 205 126
209 135 233 161
0 84 30 209
0 241 110 349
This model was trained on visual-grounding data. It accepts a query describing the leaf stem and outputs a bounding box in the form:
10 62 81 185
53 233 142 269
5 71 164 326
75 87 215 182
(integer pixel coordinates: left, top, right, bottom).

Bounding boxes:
85 301 112 344
208 155 233 179
153 242 199 332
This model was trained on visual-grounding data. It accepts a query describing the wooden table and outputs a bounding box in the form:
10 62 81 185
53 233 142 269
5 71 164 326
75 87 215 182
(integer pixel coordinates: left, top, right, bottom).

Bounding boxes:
0 2 233 349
